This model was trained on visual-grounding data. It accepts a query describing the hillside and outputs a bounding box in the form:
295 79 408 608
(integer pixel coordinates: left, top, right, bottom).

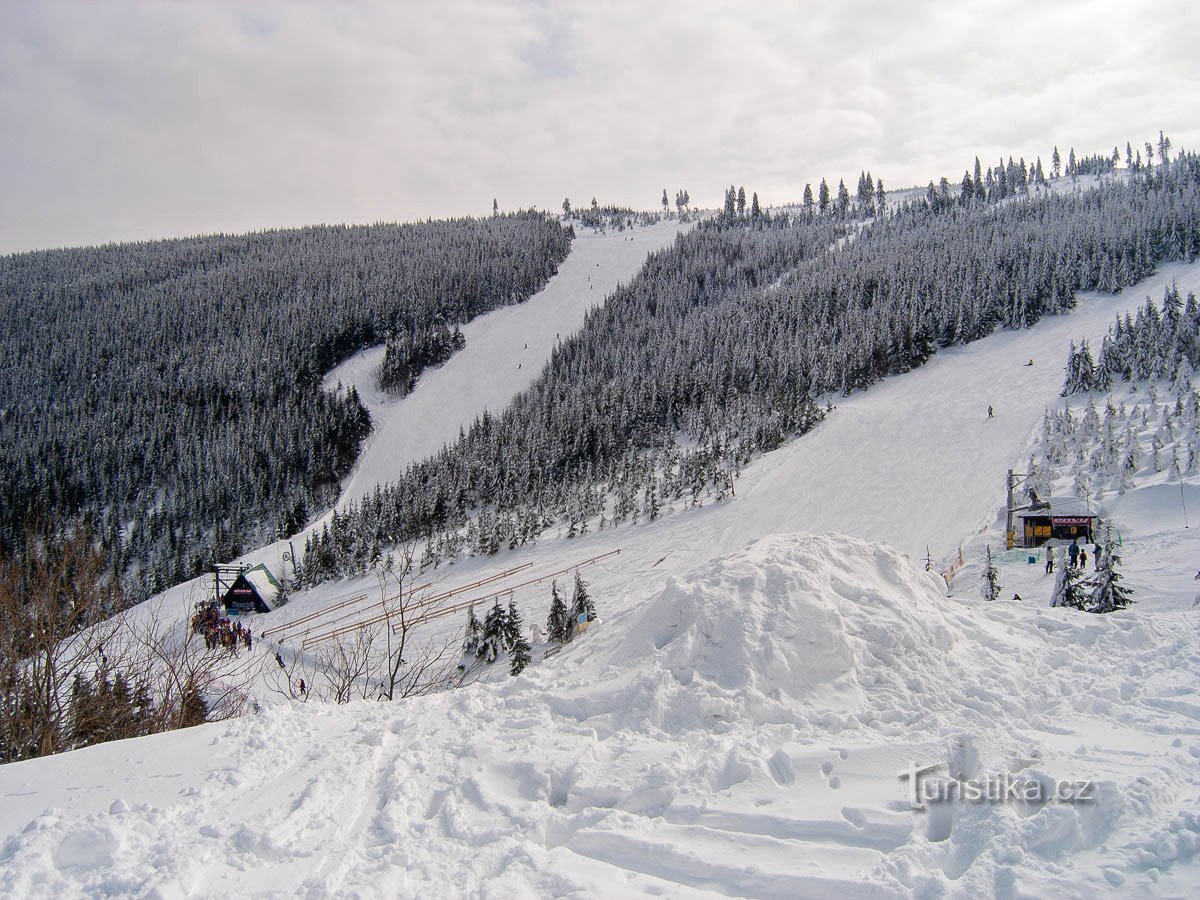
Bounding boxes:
0 214 572 595
2 238 1198 895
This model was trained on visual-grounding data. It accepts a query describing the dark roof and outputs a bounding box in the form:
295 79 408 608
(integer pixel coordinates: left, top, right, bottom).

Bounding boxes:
1016 496 1096 519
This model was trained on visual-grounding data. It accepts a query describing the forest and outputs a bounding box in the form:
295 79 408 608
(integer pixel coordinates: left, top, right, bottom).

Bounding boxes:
0 214 572 597
303 142 1200 583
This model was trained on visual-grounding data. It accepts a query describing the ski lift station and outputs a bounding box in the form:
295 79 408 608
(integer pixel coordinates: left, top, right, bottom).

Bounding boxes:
215 563 282 615
1015 496 1098 548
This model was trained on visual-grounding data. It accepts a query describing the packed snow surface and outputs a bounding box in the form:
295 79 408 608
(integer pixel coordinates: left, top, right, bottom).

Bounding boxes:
3 534 1198 897
3 234 1200 895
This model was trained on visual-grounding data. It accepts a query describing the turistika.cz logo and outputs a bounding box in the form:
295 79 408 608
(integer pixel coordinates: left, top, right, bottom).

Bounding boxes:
897 761 1095 810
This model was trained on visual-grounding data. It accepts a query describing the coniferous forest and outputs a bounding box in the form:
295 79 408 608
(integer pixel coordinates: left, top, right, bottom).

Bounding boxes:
0 214 571 596
302 147 1200 582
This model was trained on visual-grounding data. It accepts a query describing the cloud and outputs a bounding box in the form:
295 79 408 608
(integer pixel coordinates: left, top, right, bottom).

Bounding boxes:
1 0 1197 253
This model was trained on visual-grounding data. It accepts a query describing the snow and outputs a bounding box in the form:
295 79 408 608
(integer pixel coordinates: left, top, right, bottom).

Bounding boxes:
4 237 1200 894
325 219 688 508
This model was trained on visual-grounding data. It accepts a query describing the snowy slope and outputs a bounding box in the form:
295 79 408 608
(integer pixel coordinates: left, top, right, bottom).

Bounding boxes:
2 533 1197 897
326 219 687 508
3 244 1200 895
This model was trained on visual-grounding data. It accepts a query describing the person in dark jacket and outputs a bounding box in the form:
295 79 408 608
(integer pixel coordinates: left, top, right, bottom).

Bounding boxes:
1068 539 1080 568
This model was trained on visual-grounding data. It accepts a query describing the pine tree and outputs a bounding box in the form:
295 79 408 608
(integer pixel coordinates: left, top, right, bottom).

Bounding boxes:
546 580 569 644
1052 146 1061 179
480 599 505 662
980 545 1001 601
802 183 814 217
570 570 596 625
818 178 830 213
1062 340 1096 395
507 599 532 675
1088 537 1133 613
462 605 482 655
1051 561 1087 610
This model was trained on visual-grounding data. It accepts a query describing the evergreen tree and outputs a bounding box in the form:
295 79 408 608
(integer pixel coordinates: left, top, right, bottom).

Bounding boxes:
462 605 482 655
546 581 570 644
1051 561 1087 609
570 570 596 625
980 545 1001 601
507 599 532 675
802 183 814 217
818 178 830 213
662 189 669 213
1052 146 1061 179
480 599 506 662
1088 538 1133 612
1062 340 1097 395
737 186 747 218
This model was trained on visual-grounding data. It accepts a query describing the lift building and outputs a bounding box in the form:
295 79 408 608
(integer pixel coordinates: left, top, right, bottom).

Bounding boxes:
1016 497 1098 548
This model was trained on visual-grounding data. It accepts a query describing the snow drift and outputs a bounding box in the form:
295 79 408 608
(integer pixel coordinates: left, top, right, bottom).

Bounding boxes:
612 534 956 729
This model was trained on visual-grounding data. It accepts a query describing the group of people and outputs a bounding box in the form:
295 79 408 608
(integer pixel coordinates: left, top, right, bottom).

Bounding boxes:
1044 538 1102 573
191 605 253 654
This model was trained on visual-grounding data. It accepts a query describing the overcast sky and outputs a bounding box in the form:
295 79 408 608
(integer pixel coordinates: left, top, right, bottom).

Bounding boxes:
2 0 1197 254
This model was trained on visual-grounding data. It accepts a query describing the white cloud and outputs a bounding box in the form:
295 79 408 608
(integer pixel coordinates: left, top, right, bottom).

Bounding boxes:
1 0 1197 252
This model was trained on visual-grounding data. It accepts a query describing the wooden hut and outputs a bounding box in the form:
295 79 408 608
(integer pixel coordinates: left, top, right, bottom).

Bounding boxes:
1016 497 1097 548
218 563 281 615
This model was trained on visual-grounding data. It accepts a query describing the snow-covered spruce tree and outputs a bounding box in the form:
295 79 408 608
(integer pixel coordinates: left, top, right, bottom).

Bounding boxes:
506 600 532 676
546 581 570 644
1089 540 1134 613
461 605 482 656
1062 340 1096 395
980 545 1001 602
1050 560 1088 610
570 571 596 626
479 600 506 663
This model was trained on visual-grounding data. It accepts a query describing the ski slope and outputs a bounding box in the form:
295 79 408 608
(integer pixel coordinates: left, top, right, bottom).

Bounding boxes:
326 219 688 508
3 248 1200 895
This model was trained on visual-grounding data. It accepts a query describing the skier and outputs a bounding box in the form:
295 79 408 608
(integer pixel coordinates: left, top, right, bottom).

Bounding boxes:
1068 539 1080 568
987 405 995 419
1044 545 1055 574
1079 548 1088 569
275 651 285 669
1025 359 1034 366
1093 542 1102 570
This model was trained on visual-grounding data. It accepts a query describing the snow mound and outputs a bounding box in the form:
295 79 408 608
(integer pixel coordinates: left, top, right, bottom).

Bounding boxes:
609 533 956 729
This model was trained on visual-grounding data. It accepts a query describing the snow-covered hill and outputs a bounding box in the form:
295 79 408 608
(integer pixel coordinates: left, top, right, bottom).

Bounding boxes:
3 242 1200 896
